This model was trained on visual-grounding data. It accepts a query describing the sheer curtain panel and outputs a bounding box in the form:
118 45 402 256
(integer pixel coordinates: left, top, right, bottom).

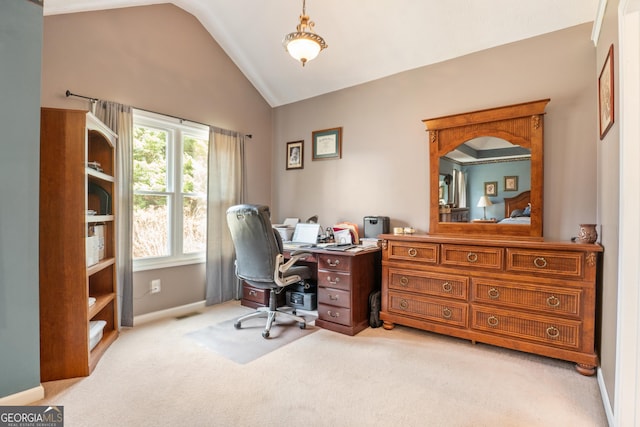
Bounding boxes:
94 100 134 327
205 127 245 305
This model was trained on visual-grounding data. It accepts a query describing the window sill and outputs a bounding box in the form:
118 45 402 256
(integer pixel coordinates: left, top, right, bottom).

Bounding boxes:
133 255 205 273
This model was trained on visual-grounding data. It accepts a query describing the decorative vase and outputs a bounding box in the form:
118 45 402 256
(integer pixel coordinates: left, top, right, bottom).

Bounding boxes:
578 224 598 243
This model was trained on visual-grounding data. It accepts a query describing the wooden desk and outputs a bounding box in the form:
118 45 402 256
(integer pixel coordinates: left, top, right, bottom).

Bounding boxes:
241 247 381 336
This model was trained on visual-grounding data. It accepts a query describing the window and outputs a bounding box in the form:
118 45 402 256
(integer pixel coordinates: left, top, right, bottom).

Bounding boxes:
132 109 209 270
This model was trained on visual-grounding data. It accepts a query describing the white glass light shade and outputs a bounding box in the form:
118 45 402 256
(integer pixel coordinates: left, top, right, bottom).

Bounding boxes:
283 31 327 66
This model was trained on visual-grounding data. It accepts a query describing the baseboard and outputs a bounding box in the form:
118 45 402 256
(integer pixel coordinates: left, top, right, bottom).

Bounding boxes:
597 367 615 426
133 300 208 326
0 385 44 405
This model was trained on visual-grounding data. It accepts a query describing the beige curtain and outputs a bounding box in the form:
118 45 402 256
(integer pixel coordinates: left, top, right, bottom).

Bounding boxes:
205 127 245 305
94 101 134 327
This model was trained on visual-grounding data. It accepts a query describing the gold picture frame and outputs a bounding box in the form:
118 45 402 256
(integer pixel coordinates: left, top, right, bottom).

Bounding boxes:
504 176 518 191
484 181 498 196
286 140 303 170
598 44 614 140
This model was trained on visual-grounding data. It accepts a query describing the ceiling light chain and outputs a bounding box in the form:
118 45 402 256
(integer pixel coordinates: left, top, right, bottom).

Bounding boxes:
283 0 327 67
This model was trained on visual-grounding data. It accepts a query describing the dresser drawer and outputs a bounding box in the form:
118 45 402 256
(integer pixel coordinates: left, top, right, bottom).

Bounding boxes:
387 240 438 263
317 270 351 291
388 268 468 300
318 254 352 273
318 287 351 309
441 244 503 270
506 248 583 279
472 278 582 317
317 303 352 326
388 291 467 327
471 306 582 351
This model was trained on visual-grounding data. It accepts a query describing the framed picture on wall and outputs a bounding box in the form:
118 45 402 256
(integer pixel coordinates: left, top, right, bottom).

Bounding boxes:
484 181 498 196
504 176 518 191
286 140 304 170
312 127 342 160
598 44 614 140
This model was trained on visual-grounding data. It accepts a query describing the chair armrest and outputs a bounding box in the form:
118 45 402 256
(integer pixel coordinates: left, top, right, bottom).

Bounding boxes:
279 251 311 273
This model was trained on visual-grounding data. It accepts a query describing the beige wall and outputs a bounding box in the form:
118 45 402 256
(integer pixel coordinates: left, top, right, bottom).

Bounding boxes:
41 4 273 316
595 0 621 409
273 23 597 241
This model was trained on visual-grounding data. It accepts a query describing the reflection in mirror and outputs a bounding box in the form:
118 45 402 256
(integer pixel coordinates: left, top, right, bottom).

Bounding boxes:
439 137 531 223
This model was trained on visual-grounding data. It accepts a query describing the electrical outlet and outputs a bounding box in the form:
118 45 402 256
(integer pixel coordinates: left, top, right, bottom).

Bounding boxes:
150 279 161 294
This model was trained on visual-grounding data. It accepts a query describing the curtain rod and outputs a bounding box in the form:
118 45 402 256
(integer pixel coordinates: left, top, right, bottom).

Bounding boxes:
65 90 252 139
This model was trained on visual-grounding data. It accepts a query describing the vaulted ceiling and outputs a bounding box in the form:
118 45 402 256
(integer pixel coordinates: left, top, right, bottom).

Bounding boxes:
44 0 598 107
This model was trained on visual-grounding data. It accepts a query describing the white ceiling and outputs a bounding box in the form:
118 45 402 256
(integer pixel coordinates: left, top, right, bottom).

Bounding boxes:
43 0 598 107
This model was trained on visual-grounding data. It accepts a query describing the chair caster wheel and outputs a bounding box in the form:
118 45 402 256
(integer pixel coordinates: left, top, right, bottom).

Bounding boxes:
234 322 241 329
299 322 306 329
262 330 270 339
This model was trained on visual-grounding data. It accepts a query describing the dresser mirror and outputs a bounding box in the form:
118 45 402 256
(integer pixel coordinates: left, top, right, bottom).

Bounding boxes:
423 99 549 240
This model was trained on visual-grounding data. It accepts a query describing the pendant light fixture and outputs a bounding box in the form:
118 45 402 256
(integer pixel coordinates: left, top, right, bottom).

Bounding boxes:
282 0 327 66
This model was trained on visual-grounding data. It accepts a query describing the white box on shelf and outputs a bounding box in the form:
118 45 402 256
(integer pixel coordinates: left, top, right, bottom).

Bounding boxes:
86 236 99 267
89 320 107 351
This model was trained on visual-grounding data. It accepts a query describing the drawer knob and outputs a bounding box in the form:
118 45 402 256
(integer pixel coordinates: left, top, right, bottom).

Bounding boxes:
442 307 452 319
546 326 560 339
442 282 452 293
327 310 340 318
399 276 409 287
327 276 340 286
533 257 548 268
546 295 561 307
327 259 340 267
487 316 499 327
408 248 418 257
399 299 409 309
467 252 478 263
248 290 257 296
488 288 500 299
329 294 339 301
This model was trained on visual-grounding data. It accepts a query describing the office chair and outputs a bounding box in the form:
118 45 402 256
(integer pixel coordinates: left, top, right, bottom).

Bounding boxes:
226 204 311 338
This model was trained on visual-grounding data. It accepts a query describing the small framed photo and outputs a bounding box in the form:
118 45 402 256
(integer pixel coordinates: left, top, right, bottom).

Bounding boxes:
484 181 498 196
504 176 518 191
312 127 342 160
598 44 614 140
286 140 304 170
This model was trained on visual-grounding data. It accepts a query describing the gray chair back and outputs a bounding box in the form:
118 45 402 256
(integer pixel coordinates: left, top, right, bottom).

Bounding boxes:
226 204 283 287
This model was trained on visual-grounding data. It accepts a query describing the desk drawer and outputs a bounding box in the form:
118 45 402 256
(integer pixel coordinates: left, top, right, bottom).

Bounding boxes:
317 271 351 291
388 268 468 300
318 287 351 309
318 254 351 273
388 291 467 328
472 278 581 317
471 306 581 351
441 244 503 270
317 303 352 326
506 249 583 279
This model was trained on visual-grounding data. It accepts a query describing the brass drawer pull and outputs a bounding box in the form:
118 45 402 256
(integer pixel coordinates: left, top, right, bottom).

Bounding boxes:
399 276 409 287
327 259 340 267
399 299 409 309
442 282 452 293
488 288 500 299
327 276 340 286
546 295 561 307
467 252 478 263
329 294 339 301
327 310 340 318
533 257 547 268
546 326 560 339
408 248 418 257
248 290 257 296
487 316 499 327
442 307 452 319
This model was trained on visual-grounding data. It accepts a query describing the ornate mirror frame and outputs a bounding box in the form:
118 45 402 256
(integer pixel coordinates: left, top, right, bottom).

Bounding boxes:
423 99 550 240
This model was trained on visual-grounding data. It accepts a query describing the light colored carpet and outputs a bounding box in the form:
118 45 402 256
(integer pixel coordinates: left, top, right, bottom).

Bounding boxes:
185 311 318 364
34 300 608 427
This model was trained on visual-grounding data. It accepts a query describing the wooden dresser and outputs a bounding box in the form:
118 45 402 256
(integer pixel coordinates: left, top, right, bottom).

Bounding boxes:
379 234 602 375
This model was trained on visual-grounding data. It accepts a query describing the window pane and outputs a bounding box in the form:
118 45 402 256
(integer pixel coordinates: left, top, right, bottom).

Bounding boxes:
183 195 207 253
133 194 170 259
134 126 168 192
182 135 208 194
